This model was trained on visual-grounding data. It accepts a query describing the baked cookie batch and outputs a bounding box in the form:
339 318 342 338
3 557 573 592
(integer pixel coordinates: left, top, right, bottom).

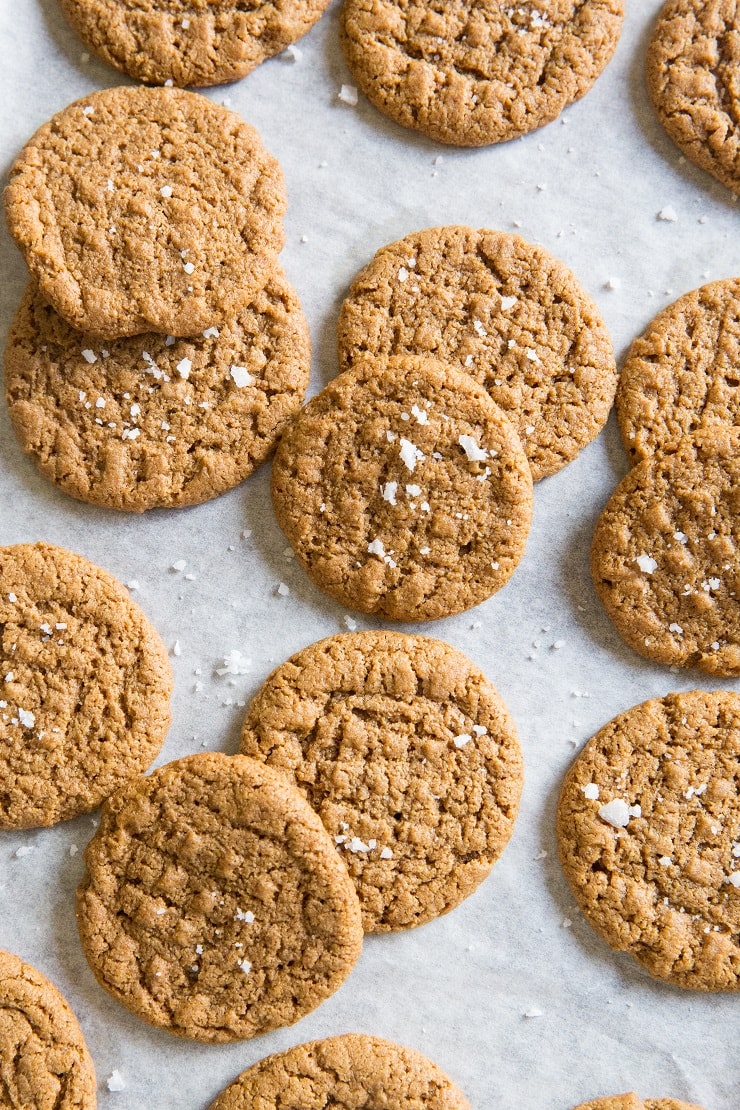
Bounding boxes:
1 0 736 1107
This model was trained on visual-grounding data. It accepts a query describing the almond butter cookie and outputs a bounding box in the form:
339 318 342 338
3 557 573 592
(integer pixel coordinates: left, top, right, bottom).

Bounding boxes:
76 753 364 1042
341 0 624 146
557 690 740 991
0 542 171 829
647 0 740 193
240 631 523 931
338 226 617 480
210 1033 471 1109
0 950 96 1110
616 278 740 465
591 428 740 676
271 356 533 621
57 0 331 87
573 1097 703 1110
5 275 310 511
4 86 285 339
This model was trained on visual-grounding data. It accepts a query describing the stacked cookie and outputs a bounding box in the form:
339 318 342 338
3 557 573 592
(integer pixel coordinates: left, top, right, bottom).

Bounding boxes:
591 278 740 675
3 85 310 511
272 225 617 620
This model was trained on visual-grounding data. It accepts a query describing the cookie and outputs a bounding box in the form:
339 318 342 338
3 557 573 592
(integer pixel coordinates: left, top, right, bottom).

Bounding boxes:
0 542 171 829
0 950 96 1110
338 226 617 481
616 278 740 465
76 752 363 1042
647 0 740 194
57 0 332 88
557 690 740 991
340 0 624 146
209 1033 471 1109
591 428 740 676
271 355 533 621
240 631 523 932
5 275 310 511
4 86 286 339
573 1098 703 1110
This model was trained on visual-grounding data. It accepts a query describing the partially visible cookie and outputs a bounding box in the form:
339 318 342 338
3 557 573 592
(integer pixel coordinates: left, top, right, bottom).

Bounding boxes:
240 631 523 932
5 275 310 511
591 428 740 676
557 690 740 991
4 86 285 339
76 753 364 1042
617 278 740 465
209 1033 471 1110
57 0 331 87
271 356 533 621
0 542 171 829
647 0 740 193
338 227 617 481
573 1097 704 1110
340 0 624 146
0 950 96 1110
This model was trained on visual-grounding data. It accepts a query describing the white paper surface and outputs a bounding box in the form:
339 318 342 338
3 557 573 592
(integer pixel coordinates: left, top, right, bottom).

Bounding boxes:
0 3 738 1108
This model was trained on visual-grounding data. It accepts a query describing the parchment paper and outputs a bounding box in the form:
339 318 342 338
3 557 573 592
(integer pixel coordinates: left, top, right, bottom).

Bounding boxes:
0 3 737 1107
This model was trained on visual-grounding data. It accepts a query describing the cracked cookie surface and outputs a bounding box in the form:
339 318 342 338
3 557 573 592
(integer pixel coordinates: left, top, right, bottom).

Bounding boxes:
340 0 624 146
573 1097 704 1110
616 278 740 465
0 950 96 1110
338 226 617 480
240 631 523 932
5 275 310 511
58 0 331 87
76 753 364 1042
0 542 171 829
557 690 740 991
591 428 740 676
271 356 533 621
209 1033 471 1109
647 0 740 193
4 86 285 339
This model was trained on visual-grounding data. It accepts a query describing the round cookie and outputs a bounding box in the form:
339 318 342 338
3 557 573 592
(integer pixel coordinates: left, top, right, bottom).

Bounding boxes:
573 1098 703 1110
209 1033 471 1109
337 226 617 481
617 278 740 465
271 356 534 621
4 86 286 339
557 690 740 991
240 631 523 932
647 0 740 194
57 0 332 88
0 542 172 829
76 752 364 1042
591 428 740 676
5 275 310 511
0 950 96 1110
340 0 624 146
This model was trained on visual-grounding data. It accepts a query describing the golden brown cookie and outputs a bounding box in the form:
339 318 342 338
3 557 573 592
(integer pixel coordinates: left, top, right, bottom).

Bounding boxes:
338 226 617 480
209 1033 471 1109
557 690 740 991
573 1097 704 1110
76 753 364 1042
57 0 332 87
0 950 96 1110
647 0 740 194
5 275 310 511
271 355 533 621
616 278 740 465
0 542 171 829
340 0 624 146
240 632 523 932
4 86 286 339
591 428 740 676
